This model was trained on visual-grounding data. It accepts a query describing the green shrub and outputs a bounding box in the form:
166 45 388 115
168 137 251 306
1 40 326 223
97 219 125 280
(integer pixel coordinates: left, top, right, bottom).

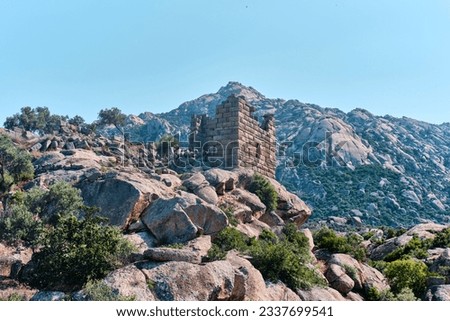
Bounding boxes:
384 259 428 297
23 181 84 223
249 174 278 212
28 213 134 290
384 236 430 262
366 286 417 301
0 204 43 247
212 227 249 252
83 280 135 301
313 228 367 261
220 206 239 227
208 225 324 291
0 134 34 197
432 228 450 248
249 239 325 290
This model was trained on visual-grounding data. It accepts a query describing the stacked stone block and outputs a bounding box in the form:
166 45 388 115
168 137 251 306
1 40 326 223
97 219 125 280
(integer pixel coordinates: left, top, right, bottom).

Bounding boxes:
190 95 276 178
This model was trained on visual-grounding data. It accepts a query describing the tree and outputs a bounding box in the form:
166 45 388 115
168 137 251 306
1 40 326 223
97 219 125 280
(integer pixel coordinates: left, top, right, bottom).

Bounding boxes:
0 135 34 199
4 107 65 134
68 115 85 127
98 107 126 133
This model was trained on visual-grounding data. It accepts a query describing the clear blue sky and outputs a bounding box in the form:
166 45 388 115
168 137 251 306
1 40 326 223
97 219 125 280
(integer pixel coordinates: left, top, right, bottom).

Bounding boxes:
1 0 449 124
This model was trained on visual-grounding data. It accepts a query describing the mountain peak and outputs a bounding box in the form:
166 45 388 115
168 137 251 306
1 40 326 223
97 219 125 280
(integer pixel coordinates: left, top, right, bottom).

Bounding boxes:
217 81 266 102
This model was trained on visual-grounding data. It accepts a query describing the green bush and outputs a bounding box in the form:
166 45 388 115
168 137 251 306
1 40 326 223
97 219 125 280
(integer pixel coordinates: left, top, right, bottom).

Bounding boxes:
28 213 133 290
0 204 43 247
23 181 84 223
249 174 278 212
208 224 325 291
0 134 34 197
366 286 417 301
384 236 430 262
313 228 367 261
384 259 428 297
432 228 450 248
249 239 325 290
83 280 135 301
220 206 239 227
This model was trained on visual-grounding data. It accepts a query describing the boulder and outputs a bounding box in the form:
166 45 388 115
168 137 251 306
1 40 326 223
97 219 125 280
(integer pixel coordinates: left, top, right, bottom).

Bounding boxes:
370 223 448 260
325 264 355 294
141 193 228 244
31 291 66 301
267 177 312 226
103 264 156 301
79 170 174 228
327 253 389 293
203 168 237 195
182 172 218 204
124 231 158 255
406 223 447 239
226 251 300 301
297 287 347 301
259 211 284 227
236 220 271 238
370 235 413 260
231 189 266 218
0 244 32 279
143 248 201 264
142 202 198 245
429 248 450 281
141 261 235 301
185 235 212 258
425 285 450 301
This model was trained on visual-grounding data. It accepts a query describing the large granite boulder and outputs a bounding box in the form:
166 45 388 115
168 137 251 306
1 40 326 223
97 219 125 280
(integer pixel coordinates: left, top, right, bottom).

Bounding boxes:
103 264 156 301
141 261 236 301
141 192 227 245
78 171 174 228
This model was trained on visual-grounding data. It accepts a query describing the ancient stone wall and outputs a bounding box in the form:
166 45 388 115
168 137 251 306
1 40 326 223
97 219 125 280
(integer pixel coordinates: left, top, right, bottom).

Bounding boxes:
190 95 276 178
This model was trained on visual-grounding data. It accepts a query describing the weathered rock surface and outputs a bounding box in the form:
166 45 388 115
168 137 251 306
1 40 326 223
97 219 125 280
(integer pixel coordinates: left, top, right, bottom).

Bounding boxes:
370 223 448 260
325 264 355 295
103 264 156 301
297 287 347 301
141 202 198 245
143 248 201 264
425 285 450 301
327 253 389 293
141 261 235 301
226 251 300 301
79 170 174 228
124 231 158 255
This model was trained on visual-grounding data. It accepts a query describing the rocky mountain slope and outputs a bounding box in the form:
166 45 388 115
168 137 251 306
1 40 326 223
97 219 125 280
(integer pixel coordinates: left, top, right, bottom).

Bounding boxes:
112 82 450 228
1 113 450 301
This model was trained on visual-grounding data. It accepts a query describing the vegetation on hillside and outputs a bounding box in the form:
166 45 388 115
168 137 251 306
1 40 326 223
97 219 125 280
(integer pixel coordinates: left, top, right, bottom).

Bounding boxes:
0 134 34 199
207 224 326 291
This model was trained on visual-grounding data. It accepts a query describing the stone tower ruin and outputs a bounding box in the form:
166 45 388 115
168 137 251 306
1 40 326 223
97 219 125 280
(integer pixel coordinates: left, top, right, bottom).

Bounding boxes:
189 95 276 178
